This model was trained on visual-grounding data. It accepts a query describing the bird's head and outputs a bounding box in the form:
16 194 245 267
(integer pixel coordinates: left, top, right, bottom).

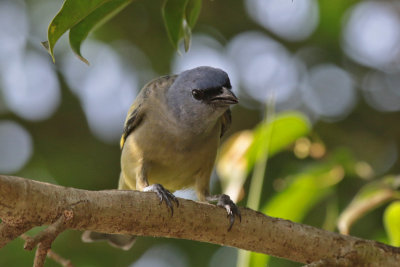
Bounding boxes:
167 66 238 128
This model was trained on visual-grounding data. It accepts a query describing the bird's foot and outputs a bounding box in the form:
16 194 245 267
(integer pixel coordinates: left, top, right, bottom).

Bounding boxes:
206 194 241 231
143 184 179 216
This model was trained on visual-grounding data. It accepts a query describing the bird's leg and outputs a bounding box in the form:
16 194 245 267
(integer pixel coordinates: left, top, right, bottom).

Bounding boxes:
205 194 241 231
197 176 241 231
136 162 179 216
143 184 179 216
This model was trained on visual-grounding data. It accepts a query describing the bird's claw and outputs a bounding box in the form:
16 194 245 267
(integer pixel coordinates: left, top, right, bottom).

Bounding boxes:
217 194 241 231
144 184 179 216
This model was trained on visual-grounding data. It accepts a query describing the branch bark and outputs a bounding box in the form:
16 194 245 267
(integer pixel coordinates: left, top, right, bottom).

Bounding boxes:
1 175 400 266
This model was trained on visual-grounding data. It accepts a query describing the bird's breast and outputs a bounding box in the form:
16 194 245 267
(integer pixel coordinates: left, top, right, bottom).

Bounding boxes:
124 115 220 191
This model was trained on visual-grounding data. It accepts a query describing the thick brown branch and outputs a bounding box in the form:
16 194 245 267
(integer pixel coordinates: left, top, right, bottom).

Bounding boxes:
1 175 400 266
0 222 32 248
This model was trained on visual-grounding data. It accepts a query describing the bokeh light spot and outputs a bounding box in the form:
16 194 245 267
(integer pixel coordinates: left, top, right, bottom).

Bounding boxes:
245 0 319 41
362 71 400 112
210 247 237 267
343 1 400 69
355 161 374 180
309 142 326 159
0 120 32 173
62 41 139 143
131 244 188 267
294 137 311 159
1 51 61 121
0 0 28 66
301 64 355 120
227 32 300 105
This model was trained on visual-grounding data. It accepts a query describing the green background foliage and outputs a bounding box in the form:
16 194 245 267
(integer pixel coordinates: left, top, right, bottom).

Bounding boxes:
0 0 400 266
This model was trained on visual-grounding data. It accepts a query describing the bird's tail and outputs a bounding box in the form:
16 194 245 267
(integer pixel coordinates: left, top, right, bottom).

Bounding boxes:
81 231 136 251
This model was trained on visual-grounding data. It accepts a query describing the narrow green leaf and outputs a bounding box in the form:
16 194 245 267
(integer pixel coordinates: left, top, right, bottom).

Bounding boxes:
217 112 310 205
69 0 132 64
265 164 344 220
251 159 345 266
384 201 400 246
187 0 202 27
45 0 111 62
338 176 400 235
246 112 310 171
162 0 189 49
236 111 310 267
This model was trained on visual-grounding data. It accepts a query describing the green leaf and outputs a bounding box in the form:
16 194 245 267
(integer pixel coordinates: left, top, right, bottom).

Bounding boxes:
162 0 201 51
44 0 132 63
384 201 400 246
246 112 310 171
45 0 108 62
187 0 202 27
250 159 345 266
217 112 310 203
69 0 132 64
221 112 310 266
264 164 344 221
162 0 188 50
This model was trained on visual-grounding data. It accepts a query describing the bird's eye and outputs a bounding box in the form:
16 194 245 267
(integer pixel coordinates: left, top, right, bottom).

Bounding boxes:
192 89 204 100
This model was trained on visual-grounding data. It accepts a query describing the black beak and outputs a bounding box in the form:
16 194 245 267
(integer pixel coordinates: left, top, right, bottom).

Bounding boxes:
210 87 239 105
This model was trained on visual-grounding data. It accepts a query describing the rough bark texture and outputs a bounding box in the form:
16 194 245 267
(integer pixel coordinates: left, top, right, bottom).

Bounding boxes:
1 175 400 266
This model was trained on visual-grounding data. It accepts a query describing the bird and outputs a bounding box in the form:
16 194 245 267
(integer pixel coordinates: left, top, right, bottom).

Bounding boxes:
82 66 241 250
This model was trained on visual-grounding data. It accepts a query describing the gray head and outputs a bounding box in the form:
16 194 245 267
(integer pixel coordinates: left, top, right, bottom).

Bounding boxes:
166 66 238 131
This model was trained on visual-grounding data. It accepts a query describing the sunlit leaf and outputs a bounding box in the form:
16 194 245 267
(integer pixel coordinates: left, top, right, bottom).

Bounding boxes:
69 0 132 64
221 112 311 266
338 176 400 235
250 158 346 266
384 201 400 246
265 165 344 220
217 112 310 203
217 131 253 202
246 112 310 171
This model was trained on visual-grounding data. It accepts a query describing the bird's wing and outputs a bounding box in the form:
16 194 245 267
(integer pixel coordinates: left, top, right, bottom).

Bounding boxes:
120 75 177 148
220 109 232 138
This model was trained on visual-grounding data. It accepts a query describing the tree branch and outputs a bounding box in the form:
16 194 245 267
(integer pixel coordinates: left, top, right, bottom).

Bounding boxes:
1 175 400 266
20 234 75 267
0 222 32 248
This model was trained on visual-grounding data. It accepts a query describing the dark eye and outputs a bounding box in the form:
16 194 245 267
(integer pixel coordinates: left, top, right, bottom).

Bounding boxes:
192 89 204 100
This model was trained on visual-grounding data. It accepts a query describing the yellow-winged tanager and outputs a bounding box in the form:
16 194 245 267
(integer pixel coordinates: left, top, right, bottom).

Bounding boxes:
82 66 240 250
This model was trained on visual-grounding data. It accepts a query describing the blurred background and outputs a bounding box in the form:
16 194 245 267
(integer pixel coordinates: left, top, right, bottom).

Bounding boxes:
1 0 400 266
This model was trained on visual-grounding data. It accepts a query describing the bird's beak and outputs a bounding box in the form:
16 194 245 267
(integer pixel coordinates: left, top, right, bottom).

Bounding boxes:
210 87 239 105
